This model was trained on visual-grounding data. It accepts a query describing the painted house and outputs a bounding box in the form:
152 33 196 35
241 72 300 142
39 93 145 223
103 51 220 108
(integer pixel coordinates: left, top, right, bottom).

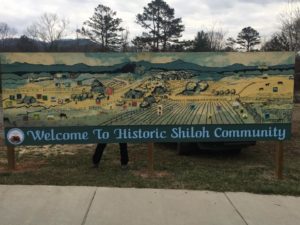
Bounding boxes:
69 73 75 79
91 79 105 95
152 86 167 95
5 101 13 107
22 96 37 104
132 101 138 107
33 114 40 120
64 82 71 88
232 101 240 109
144 95 156 104
92 86 105 94
124 89 144 99
51 97 57 102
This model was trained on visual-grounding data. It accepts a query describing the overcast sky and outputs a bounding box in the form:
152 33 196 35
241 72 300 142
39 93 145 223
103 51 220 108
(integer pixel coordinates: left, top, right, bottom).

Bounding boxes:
0 0 291 41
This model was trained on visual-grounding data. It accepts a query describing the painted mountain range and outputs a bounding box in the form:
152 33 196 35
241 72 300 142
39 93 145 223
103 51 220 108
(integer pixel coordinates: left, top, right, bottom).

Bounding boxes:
0 59 294 75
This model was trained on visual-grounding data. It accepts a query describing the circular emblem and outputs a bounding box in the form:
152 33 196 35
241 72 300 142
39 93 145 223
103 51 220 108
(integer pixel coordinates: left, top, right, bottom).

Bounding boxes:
7 128 25 145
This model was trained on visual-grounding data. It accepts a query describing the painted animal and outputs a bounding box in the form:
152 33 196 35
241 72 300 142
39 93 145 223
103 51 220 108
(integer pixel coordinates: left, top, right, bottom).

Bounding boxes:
47 115 55 120
242 114 248 119
59 113 68 119
3 117 10 124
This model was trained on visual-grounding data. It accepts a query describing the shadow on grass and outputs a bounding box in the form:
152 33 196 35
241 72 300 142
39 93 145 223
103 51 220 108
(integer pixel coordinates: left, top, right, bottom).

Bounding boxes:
155 142 253 159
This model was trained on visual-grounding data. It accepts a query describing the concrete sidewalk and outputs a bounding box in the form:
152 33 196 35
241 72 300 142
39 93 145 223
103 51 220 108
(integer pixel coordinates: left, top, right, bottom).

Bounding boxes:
0 185 299 225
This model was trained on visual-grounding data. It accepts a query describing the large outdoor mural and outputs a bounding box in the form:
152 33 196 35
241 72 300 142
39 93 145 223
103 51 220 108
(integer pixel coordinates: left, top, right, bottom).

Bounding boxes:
0 52 295 145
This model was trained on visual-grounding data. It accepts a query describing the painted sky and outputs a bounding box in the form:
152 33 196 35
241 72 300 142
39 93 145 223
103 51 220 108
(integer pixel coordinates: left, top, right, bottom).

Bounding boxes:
0 0 293 41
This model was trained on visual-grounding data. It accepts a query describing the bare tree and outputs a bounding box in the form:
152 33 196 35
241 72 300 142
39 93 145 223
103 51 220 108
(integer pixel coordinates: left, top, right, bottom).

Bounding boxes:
0 22 17 50
120 28 130 52
206 24 227 51
279 0 300 51
26 13 68 50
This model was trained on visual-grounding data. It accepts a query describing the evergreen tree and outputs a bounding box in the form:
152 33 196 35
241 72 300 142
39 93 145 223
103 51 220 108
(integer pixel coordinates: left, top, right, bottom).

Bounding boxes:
17 35 40 52
262 32 290 51
135 0 184 51
193 31 211 52
225 37 236 51
80 4 124 51
236 26 261 51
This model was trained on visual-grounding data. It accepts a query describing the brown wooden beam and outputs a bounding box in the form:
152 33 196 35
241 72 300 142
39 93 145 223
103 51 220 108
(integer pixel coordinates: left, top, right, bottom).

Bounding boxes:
275 141 284 180
147 143 154 177
7 146 16 170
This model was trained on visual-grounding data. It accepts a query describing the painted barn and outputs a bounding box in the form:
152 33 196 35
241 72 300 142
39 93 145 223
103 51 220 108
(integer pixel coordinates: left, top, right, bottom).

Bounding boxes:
106 87 114 95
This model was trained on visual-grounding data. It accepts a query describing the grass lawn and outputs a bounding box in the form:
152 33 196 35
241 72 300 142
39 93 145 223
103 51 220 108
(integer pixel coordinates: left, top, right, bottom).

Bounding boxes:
0 104 299 195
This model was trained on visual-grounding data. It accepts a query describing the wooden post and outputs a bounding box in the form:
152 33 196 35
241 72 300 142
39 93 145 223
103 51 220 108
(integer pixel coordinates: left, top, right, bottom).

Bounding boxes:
275 141 284 180
147 142 154 177
7 146 16 170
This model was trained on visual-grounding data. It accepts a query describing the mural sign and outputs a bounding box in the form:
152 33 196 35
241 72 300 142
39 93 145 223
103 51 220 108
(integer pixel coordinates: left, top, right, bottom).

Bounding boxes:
0 52 295 145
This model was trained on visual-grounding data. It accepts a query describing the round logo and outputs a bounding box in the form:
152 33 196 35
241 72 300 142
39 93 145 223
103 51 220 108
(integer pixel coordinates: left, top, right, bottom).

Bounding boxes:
7 128 25 145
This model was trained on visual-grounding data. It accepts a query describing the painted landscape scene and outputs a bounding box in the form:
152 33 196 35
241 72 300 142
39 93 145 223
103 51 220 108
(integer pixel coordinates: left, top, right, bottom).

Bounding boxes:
0 52 294 127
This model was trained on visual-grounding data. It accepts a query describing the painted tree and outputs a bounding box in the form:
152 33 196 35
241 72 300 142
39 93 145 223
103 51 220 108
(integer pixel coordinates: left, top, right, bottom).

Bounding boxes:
135 0 184 51
80 4 124 51
236 26 261 51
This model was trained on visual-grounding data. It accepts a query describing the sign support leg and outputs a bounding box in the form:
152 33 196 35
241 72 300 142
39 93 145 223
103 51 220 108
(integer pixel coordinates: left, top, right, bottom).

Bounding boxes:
275 141 284 180
147 143 154 177
7 146 16 170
